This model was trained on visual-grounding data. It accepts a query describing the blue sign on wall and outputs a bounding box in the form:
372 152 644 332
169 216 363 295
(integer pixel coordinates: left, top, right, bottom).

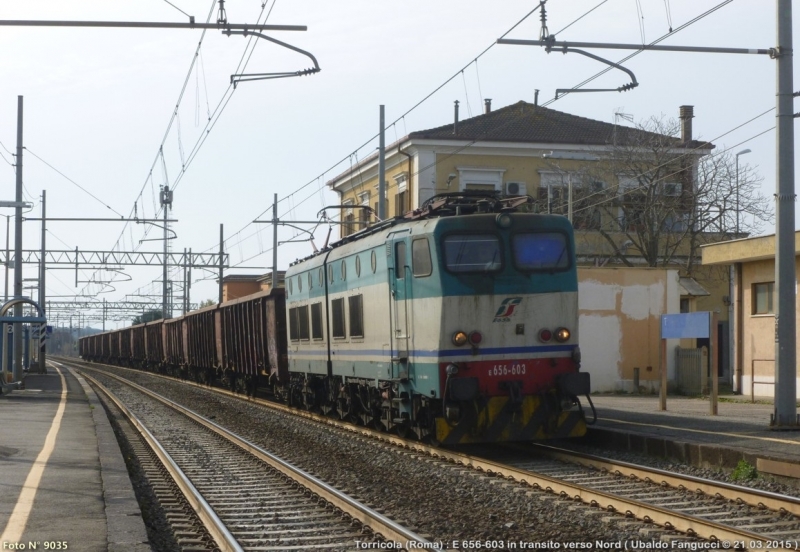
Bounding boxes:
661 312 710 339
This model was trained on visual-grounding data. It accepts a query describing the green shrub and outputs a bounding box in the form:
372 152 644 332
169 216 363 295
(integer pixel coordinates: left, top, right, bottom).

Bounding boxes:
731 460 757 481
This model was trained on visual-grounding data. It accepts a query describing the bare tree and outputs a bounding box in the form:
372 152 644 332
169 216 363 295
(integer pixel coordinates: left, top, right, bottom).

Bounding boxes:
566 116 771 275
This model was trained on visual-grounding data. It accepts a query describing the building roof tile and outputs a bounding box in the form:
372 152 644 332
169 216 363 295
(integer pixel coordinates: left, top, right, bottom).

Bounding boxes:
410 101 710 149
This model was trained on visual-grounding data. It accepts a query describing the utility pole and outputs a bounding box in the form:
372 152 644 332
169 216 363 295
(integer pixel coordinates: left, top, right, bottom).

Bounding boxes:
187 248 191 310
272 193 278 291
160 185 172 320
378 105 386 220
4 216 8 303
13 96 23 383
497 8 795 428
218 224 224 304
182 247 187 315
38 190 46 374
773 0 797 428
102 298 106 332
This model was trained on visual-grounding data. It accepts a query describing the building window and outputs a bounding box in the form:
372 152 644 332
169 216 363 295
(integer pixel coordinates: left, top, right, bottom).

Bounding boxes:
331 298 346 338
753 282 774 315
358 192 370 229
456 167 504 193
395 191 407 217
680 298 691 313
343 200 354 237
348 295 363 338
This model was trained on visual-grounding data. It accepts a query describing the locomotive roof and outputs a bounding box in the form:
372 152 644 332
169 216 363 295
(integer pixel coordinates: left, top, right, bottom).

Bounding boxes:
289 191 539 268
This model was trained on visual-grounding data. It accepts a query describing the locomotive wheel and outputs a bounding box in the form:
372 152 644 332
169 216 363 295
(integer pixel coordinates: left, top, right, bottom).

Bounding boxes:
395 420 413 439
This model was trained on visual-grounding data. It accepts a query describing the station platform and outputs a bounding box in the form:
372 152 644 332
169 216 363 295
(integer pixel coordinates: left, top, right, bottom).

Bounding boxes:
0 364 149 551
583 394 800 480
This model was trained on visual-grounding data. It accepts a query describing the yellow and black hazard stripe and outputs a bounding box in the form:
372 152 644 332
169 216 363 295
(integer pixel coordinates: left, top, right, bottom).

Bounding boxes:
436 394 587 445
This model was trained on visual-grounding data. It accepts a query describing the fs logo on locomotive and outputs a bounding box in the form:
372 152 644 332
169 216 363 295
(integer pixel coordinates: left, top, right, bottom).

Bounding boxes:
493 297 522 322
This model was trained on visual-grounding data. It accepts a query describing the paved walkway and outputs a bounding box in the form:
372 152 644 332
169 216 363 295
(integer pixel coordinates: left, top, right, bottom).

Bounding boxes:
586 393 800 471
0 365 149 551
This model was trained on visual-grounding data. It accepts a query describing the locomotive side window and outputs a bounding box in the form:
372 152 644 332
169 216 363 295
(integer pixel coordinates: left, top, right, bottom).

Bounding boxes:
355 255 361 277
297 275 303 292
289 306 310 341
331 298 346 339
288 307 299 340
371 250 377 273
412 238 432 277
310 302 323 340
442 234 502 273
512 232 571 271
341 259 346 281
348 295 364 337
319 268 324 287
297 305 310 340
395 241 407 279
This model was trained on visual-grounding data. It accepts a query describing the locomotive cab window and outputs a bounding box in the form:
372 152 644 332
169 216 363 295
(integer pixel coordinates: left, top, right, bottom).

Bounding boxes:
442 234 502 273
412 238 432 277
512 232 571 271
331 298 346 339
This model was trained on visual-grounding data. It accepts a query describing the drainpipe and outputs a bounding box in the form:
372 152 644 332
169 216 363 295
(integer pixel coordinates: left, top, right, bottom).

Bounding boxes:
735 262 743 394
397 142 413 212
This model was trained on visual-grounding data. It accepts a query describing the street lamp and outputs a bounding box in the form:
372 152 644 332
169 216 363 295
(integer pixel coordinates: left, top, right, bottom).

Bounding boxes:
735 149 752 235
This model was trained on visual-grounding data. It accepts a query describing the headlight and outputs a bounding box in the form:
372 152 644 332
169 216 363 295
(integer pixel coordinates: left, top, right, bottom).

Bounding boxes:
452 331 468 346
555 327 571 342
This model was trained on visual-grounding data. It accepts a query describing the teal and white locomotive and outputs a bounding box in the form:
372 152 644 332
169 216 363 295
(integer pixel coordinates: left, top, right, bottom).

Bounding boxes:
284 191 591 445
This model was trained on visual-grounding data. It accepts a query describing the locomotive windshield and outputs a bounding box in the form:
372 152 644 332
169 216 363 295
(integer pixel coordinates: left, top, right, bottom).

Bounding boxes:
512 232 571 271
442 234 502 273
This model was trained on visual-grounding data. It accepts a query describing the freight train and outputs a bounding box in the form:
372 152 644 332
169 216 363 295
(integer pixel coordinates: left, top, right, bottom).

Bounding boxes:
80 191 592 445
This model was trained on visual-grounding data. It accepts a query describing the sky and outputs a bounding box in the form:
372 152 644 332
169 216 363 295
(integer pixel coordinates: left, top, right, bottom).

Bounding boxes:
0 0 791 329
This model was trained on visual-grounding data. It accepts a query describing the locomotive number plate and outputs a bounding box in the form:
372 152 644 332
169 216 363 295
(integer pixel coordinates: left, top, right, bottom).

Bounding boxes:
487 363 526 377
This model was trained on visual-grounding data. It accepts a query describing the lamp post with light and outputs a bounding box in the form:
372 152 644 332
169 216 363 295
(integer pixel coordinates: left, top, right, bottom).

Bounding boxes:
735 149 751 236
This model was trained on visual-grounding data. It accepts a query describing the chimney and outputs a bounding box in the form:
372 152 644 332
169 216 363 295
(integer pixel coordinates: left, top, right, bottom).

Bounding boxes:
535 89 540 106
679 105 694 142
484 98 492 114
453 100 459 134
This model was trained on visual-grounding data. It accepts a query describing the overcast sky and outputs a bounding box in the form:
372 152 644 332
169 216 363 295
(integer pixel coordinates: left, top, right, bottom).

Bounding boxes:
0 1 791 328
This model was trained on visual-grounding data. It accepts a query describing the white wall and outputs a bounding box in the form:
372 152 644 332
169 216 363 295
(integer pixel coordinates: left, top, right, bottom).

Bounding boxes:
578 268 680 393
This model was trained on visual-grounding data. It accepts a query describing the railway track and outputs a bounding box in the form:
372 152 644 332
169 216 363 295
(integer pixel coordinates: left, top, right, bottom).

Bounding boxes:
60 357 800 549
71 361 432 551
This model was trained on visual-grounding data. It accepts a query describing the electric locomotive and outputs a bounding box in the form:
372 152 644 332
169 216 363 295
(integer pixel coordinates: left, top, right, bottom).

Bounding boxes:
285 191 590 444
